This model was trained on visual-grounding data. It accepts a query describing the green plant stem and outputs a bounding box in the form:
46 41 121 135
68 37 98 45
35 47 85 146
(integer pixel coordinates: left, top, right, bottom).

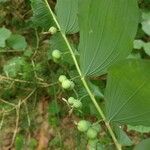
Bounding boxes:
82 78 121 150
44 1 122 149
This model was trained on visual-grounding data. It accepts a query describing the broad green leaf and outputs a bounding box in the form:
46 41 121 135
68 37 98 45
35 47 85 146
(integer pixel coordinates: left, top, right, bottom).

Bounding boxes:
134 138 150 150
0 27 11 48
128 125 150 133
105 59 150 126
55 0 79 34
78 0 139 76
30 0 54 30
7 34 27 50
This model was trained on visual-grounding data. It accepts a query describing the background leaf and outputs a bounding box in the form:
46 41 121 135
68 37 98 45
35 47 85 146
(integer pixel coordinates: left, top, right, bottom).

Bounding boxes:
78 0 139 77
114 125 133 146
7 34 27 51
143 42 150 56
15 134 24 150
128 125 150 133
0 27 11 48
30 0 54 30
3 57 32 79
55 0 79 34
141 12 150 36
133 40 144 50
105 59 150 126
134 138 150 150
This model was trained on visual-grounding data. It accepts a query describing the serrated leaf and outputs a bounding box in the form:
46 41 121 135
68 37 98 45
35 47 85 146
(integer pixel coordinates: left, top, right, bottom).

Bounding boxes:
55 0 79 34
78 0 139 77
134 138 150 150
7 34 27 50
30 0 54 30
0 27 11 48
105 59 150 126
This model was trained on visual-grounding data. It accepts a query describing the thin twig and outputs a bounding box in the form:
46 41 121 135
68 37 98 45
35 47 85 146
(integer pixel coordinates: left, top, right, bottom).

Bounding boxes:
1 89 36 115
0 110 5 130
0 75 49 87
23 101 31 127
0 98 16 107
10 100 21 147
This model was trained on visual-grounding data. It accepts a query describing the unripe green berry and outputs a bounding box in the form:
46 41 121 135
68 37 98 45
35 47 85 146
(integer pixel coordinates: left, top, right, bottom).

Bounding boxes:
73 100 82 109
92 124 101 133
49 26 57 34
77 120 91 132
87 128 97 139
68 97 75 105
59 75 67 83
88 139 98 148
62 79 72 89
69 81 75 90
52 50 61 59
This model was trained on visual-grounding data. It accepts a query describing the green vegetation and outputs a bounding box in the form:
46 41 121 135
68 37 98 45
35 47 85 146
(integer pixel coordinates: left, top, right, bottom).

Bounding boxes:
0 0 150 150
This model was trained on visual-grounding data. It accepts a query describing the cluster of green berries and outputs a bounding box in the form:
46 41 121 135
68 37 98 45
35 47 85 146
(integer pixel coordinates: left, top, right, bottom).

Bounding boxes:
50 26 103 148
77 120 101 139
68 97 82 109
59 75 82 109
49 26 62 63
58 75 75 90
